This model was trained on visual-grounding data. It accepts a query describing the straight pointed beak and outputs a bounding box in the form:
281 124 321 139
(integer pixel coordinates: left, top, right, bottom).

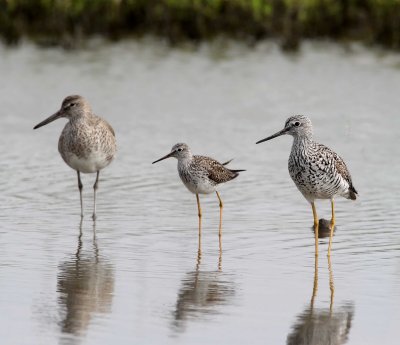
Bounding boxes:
33 111 62 130
152 152 174 164
256 127 289 144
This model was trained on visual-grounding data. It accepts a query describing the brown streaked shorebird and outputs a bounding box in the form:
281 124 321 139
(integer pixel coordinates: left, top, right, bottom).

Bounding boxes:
33 95 116 220
256 115 357 256
152 143 244 240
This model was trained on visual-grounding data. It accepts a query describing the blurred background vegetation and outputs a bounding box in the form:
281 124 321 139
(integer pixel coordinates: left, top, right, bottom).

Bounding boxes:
1 0 400 50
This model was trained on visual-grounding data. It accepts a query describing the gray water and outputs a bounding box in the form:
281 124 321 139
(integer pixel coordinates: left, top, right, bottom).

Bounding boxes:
1 39 400 345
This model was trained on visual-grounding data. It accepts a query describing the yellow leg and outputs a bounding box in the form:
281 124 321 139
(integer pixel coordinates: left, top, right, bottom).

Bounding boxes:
311 201 318 226
216 191 223 239
328 253 335 312
328 199 335 256
217 192 223 271
196 194 202 238
311 202 319 257
218 237 222 272
310 253 318 312
196 236 202 272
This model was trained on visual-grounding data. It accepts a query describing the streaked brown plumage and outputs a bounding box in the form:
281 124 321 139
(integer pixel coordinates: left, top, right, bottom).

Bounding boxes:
152 143 245 241
33 95 116 219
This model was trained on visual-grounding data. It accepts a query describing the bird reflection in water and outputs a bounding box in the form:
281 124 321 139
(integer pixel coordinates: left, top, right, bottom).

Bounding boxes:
172 241 235 333
57 220 114 338
287 249 354 345
314 218 336 240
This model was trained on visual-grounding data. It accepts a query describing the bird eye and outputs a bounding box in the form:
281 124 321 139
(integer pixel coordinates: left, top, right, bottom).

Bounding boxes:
177 148 183 152
69 103 76 107
294 121 300 127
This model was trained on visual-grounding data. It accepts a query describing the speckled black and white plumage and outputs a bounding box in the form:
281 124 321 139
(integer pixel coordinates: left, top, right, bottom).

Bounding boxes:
286 115 357 203
258 115 357 203
289 137 357 203
257 115 357 255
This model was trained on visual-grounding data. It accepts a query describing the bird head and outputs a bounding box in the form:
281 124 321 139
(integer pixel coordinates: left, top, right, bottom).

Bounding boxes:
33 95 91 129
256 115 313 144
152 143 192 163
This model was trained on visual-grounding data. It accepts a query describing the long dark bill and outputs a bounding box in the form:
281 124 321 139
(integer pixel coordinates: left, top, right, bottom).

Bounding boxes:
152 152 174 164
33 111 62 130
256 127 289 144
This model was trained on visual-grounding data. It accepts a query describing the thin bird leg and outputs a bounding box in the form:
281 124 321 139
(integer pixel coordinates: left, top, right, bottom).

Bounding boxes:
196 194 202 238
310 253 318 313
311 202 319 257
92 171 100 221
218 241 222 272
196 237 202 272
328 199 335 256
328 253 335 312
216 191 223 239
77 171 83 218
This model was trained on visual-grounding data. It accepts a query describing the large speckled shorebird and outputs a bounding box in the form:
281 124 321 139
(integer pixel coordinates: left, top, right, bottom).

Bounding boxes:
152 143 244 239
33 95 116 220
256 115 357 256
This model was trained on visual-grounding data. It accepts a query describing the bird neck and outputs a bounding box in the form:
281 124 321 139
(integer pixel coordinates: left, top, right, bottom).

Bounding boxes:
69 112 94 124
292 135 313 152
177 154 193 167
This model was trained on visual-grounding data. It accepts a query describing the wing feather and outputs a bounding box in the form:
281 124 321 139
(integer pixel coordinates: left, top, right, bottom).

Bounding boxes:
193 156 238 184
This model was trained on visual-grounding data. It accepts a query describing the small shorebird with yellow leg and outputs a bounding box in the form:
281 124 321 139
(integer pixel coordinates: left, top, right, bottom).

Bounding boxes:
152 143 244 243
34 95 116 220
256 115 357 256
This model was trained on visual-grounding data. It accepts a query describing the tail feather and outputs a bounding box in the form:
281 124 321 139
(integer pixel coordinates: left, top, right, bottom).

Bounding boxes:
223 159 245 179
230 169 246 179
222 159 233 166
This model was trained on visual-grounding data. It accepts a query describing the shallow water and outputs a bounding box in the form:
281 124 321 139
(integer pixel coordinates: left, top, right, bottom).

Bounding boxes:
0 39 400 344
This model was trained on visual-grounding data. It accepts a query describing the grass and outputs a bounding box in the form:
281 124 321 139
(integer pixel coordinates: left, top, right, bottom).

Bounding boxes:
1 0 400 50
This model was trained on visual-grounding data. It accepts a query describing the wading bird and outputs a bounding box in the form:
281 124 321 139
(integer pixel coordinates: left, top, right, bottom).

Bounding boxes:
152 143 244 240
34 95 116 220
256 115 357 256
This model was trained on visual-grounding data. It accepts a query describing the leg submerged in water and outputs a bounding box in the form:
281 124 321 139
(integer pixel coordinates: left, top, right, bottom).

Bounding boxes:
92 171 99 220
77 171 83 218
328 199 335 256
216 191 223 239
196 193 202 238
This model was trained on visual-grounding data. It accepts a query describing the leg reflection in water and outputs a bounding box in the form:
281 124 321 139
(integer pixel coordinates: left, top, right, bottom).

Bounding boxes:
171 239 234 334
287 253 354 345
57 219 114 338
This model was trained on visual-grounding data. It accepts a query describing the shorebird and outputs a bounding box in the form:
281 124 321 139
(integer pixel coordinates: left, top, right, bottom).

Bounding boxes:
33 95 116 220
256 115 357 256
152 143 244 239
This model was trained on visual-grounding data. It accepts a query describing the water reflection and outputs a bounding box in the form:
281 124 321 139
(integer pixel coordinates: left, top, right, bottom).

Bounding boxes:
172 244 235 333
57 220 114 339
287 255 354 345
314 219 336 239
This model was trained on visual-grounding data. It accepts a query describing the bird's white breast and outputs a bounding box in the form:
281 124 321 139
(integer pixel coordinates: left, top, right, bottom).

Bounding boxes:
64 151 113 173
178 161 216 195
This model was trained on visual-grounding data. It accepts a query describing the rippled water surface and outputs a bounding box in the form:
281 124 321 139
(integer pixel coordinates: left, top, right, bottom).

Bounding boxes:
1 40 400 344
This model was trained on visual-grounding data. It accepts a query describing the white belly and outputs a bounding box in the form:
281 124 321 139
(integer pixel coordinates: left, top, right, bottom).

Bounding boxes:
183 180 216 194
64 151 113 173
